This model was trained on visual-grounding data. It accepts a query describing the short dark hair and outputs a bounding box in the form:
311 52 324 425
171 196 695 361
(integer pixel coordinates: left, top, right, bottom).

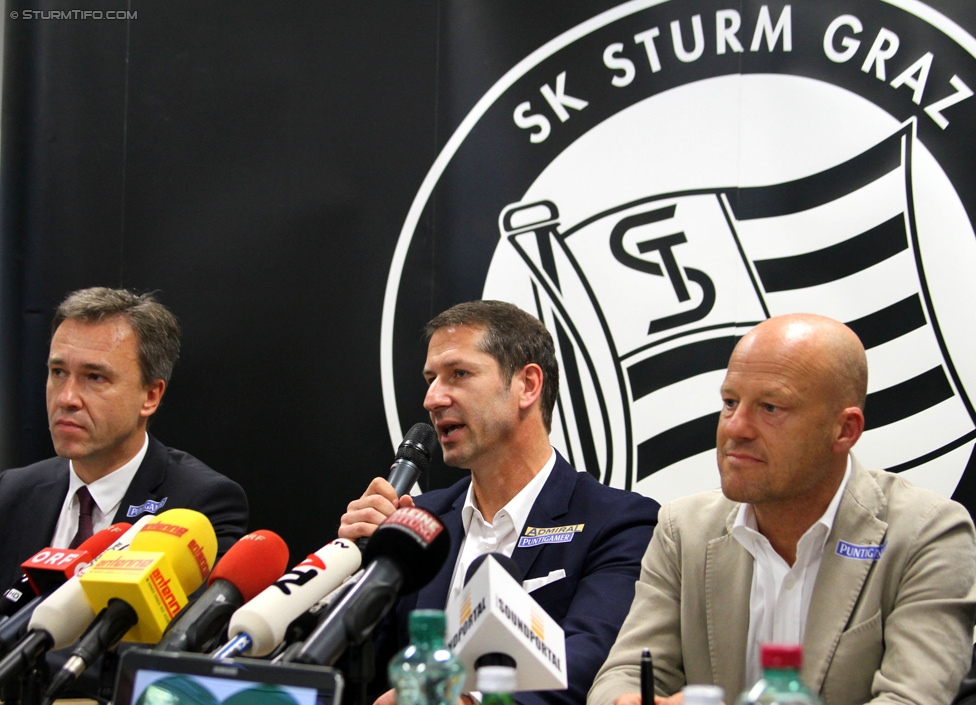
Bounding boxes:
52 287 181 386
425 300 559 431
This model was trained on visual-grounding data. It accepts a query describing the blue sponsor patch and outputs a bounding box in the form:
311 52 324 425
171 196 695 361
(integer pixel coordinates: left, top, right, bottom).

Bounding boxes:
835 540 886 561
127 497 167 518
517 524 584 548
518 533 576 548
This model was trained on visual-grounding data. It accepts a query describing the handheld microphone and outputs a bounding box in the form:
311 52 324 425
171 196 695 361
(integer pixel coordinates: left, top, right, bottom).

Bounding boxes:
356 423 438 553
154 530 290 653
216 537 362 659
388 423 438 497
446 554 567 692
0 524 132 658
43 509 217 699
288 506 450 667
0 518 153 688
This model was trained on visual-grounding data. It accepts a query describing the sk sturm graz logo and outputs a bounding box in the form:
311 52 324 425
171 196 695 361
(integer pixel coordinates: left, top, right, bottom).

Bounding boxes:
382 0 976 506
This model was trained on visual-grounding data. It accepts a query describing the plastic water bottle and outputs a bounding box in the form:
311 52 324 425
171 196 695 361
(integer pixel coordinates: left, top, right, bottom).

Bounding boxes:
477 663 517 705
388 609 466 705
736 644 822 704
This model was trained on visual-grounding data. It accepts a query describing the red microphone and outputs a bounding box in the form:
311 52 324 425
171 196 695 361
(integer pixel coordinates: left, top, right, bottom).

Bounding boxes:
21 523 132 595
154 530 291 653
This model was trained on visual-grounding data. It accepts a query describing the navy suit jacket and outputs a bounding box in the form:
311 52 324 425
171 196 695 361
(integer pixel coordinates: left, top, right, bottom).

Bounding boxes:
377 452 659 705
0 434 249 590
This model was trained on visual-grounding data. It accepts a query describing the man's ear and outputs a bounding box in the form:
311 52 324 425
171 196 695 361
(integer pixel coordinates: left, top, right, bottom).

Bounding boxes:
833 406 865 453
517 363 544 411
140 379 166 419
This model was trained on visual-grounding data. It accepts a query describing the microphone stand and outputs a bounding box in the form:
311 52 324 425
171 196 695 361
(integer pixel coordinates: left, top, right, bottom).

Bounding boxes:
342 639 374 705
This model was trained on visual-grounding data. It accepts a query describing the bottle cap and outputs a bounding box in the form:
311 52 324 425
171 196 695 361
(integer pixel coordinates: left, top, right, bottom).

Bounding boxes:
760 643 803 668
477 665 517 693
407 609 446 639
681 685 724 705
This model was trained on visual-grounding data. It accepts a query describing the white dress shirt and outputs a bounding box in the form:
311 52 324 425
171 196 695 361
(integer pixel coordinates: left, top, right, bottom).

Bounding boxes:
446 448 557 605
732 457 852 685
51 433 149 548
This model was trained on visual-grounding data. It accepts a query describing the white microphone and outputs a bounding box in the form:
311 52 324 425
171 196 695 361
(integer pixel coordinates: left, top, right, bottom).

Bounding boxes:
445 554 568 692
216 538 362 658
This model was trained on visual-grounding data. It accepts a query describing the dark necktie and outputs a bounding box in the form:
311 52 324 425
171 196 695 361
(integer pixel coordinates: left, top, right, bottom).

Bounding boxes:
69 486 96 549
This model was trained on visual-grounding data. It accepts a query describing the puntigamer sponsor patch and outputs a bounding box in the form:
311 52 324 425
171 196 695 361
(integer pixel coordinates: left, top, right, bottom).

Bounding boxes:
518 524 584 548
836 541 887 561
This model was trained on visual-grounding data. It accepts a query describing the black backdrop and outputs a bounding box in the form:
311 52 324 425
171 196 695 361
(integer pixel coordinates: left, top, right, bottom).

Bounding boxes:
3 0 976 563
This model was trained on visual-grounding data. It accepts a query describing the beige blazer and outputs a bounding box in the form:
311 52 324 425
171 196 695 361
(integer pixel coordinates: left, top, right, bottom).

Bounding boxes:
588 458 976 705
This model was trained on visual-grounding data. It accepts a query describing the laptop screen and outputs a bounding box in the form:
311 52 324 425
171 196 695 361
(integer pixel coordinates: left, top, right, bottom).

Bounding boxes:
114 649 343 705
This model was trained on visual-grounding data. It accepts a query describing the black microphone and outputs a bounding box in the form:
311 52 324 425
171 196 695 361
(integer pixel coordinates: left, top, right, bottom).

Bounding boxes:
356 423 437 553
288 506 450 667
388 423 438 496
464 553 523 586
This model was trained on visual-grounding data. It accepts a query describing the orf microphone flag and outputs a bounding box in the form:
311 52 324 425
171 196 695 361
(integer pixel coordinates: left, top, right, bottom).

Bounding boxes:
0 524 131 658
0 518 153 688
446 554 567 692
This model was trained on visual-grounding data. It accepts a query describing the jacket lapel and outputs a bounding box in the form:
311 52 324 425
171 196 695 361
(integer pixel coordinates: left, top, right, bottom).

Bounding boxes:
706 505 752 697
802 458 887 691
26 466 70 553
511 453 576 581
414 490 466 610
113 435 168 523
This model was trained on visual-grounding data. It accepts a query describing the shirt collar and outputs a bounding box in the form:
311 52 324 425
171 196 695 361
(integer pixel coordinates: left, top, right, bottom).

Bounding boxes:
460 447 557 534
67 432 149 516
733 454 853 545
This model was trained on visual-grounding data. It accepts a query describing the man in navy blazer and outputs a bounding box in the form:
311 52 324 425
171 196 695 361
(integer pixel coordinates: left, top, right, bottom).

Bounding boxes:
0 435 248 588
0 287 248 590
340 300 658 705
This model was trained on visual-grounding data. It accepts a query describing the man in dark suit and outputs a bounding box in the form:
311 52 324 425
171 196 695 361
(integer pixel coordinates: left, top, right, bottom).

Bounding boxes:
340 300 658 705
0 287 248 590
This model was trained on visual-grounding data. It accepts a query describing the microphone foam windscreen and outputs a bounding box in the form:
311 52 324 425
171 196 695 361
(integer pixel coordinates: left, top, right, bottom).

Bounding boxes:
363 507 450 593
77 522 133 558
130 509 217 593
209 530 290 602
398 423 437 464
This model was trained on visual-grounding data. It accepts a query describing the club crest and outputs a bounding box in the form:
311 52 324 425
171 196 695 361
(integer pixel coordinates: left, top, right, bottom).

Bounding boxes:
383 1 976 505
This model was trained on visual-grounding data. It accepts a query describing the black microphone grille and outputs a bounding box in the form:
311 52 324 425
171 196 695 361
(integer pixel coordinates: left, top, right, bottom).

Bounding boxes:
397 423 437 464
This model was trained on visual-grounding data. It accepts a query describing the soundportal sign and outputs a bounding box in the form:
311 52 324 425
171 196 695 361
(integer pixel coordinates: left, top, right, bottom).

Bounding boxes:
382 0 976 505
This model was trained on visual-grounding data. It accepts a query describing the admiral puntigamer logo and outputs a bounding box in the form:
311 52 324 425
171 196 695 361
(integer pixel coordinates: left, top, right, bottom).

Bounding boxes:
382 1 976 506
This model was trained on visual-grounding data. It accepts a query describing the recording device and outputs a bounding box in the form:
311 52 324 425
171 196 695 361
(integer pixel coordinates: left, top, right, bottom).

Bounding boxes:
216 538 362 659
445 553 567 691
287 506 450 667
44 509 218 699
154 529 290 654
